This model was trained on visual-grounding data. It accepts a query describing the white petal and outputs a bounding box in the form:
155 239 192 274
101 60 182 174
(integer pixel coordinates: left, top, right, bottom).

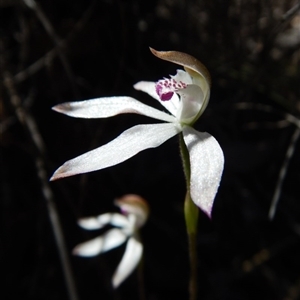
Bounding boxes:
112 235 143 288
73 228 127 257
50 123 180 180
78 213 129 230
176 85 204 123
133 81 160 101
134 81 179 117
52 96 176 123
171 69 193 84
183 126 224 218
191 75 210 115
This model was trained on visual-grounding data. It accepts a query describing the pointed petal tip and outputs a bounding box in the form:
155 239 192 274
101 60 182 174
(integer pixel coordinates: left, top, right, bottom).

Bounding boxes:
49 171 61 181
49 165 75 181
193 199 213 219
49 175 56 181
112 278 120 289
112 236 143 288
204 208 213 220
51 105 58 111
51 104 62 113
52 103 70 114
149 47 170 60
72 247 80 256
72 243 89 257
149 47 158 56
72 244 97 257
199 200 214 219
49 170 64 181
49 173 68 181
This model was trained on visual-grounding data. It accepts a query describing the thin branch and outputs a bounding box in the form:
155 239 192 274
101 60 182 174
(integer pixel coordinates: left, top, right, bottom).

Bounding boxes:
282 1 300 22
234 102 300 220
14 49 55 84
3 72 79 300
269 127 300 220
260 1 300 59
234 103 300 128
22 0 79 98
17 0 96 88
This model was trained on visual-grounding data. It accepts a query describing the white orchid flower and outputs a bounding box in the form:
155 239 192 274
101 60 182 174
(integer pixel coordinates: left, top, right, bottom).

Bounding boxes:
73 194 149 288
50 48 224 217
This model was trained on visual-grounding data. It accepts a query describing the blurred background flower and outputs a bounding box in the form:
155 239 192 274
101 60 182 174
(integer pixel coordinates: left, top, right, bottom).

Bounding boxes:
73 194 149 288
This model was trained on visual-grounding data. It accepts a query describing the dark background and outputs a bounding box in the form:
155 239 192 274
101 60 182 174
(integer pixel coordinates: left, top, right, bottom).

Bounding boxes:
1 0 300 299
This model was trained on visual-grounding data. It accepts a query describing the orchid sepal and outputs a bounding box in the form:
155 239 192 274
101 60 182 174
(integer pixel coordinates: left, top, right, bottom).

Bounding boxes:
182 126 224 217
112 234 143 288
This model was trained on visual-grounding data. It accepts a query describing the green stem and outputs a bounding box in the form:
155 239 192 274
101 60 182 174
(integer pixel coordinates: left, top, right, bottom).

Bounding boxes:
179 133 199 300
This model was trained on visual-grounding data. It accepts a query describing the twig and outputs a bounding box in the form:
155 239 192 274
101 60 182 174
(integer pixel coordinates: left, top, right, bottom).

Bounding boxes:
234 103 300 128
260 1 300 58
3 72 79 300
22 0 79 98
14 48 56 84
234 102 300 219
269 127 300 220
14 0 97 84
282 1 300 22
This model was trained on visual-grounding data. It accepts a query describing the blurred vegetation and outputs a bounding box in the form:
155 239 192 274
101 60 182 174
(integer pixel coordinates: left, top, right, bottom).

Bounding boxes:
1 0 300 299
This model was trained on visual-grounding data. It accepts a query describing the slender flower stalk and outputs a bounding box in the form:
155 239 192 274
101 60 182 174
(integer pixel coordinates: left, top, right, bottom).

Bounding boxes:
180 132 199 300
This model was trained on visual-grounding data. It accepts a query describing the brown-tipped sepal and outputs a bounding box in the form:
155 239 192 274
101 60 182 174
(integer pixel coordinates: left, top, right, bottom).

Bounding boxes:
149 48 211 87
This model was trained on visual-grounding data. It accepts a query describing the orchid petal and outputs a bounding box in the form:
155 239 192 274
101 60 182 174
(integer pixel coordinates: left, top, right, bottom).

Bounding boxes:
134 81 179 117
183 126 224 217
78 213 129 230
133 81 160 101
52 97 176 123
171 69 193 84
50 123 181 180
176 85 204 123
73 228 128 257
112 235 143 288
